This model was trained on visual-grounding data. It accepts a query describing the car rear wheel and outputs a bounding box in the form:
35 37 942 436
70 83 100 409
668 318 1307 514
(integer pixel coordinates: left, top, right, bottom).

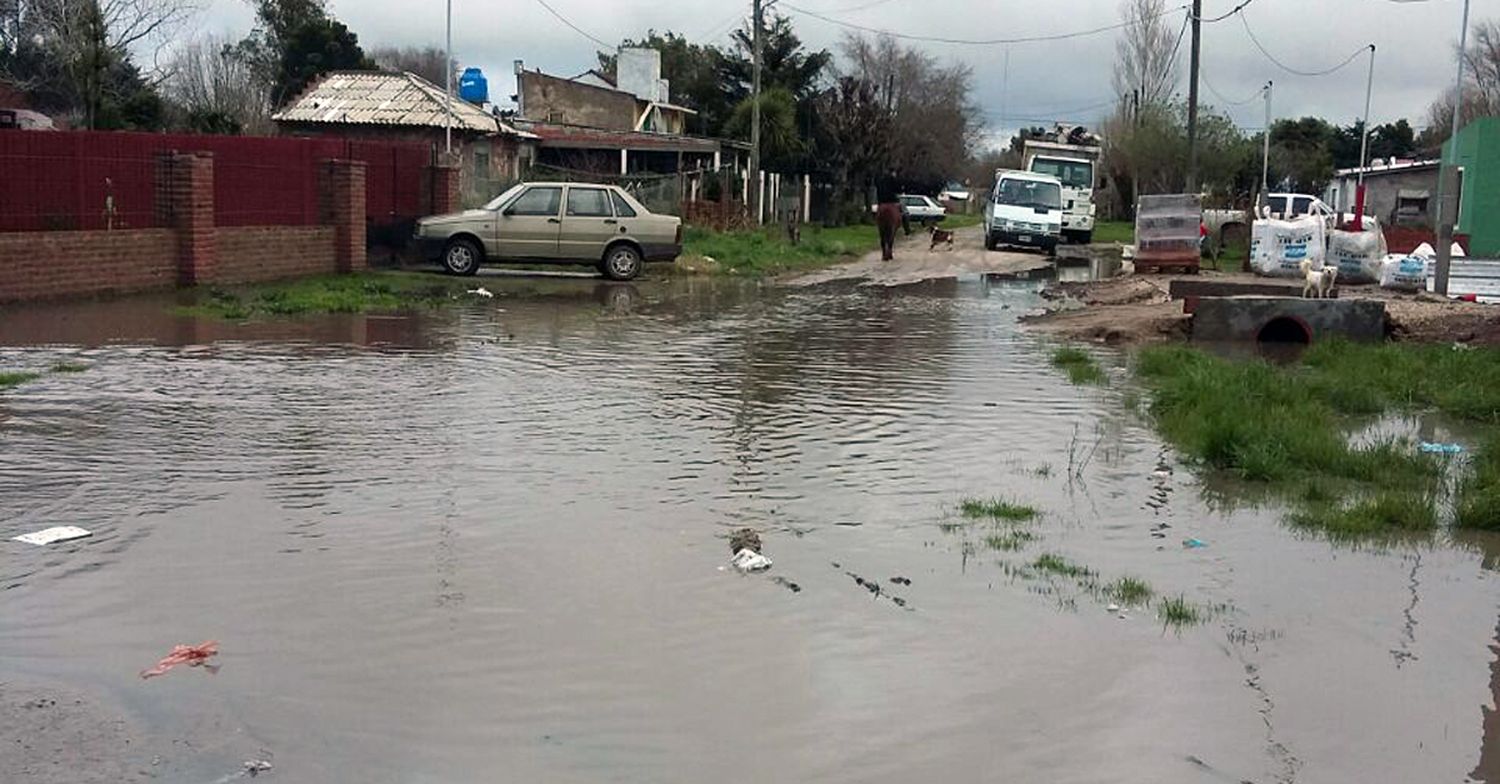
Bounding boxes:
443 238 481 276
601 244 643 281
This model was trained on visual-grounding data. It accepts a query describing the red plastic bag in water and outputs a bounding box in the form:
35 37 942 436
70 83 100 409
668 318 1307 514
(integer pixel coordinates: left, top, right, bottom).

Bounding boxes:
140 641 219 679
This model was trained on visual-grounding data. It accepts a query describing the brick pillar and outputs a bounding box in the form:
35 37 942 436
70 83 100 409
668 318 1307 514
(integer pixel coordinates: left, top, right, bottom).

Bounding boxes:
157 151 216 286
321 159 367 272
426 161 460 216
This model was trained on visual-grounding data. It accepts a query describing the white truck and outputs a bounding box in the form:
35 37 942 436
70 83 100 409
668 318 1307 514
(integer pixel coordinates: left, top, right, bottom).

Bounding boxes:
984 170 1064 255
1023 139 1102 245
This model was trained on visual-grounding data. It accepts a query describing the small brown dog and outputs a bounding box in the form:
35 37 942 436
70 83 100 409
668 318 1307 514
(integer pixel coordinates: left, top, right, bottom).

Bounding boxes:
928 224 955 252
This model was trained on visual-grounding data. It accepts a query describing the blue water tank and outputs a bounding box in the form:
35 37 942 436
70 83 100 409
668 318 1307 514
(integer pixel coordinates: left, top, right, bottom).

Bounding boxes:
458 68 488 104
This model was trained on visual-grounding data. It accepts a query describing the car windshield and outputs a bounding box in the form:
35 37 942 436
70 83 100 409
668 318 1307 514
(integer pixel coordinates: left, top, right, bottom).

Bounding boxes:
995 179 1062 210
1029 158 1093 189
482 183 527 211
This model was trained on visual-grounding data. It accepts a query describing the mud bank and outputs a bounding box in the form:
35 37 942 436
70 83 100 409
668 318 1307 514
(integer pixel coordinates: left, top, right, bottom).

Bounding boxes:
1024 271 1500 345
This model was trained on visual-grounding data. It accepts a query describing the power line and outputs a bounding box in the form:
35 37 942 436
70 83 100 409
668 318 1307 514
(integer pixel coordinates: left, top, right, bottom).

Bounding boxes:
1239 13 1371 77
1197 0 1257 24
781 1 1189 46
1201 73 1266 106
533 0 614 49
694 3 753 40
811 0 900 12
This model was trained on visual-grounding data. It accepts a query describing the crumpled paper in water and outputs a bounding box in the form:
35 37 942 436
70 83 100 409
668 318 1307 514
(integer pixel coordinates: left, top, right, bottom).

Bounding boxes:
730 548 772 572
140 640 219 679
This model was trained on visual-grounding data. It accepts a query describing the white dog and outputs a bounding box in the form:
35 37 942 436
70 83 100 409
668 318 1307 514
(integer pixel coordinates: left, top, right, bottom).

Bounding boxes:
1300 259 1338 299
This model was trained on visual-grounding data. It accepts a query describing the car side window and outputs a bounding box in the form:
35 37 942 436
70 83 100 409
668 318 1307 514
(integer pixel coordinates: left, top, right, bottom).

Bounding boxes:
901 196 921 207
1293 197 1313 216
567 188 613 217
610 191 638 218
509 187 562 217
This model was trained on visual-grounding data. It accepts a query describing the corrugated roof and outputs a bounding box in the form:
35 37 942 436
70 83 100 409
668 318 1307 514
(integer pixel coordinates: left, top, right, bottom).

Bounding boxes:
273 71 535 138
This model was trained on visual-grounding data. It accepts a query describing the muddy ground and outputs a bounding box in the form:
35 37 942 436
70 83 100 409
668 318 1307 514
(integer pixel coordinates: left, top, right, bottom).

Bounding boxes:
781 226 1052 287
1025 269 1500 345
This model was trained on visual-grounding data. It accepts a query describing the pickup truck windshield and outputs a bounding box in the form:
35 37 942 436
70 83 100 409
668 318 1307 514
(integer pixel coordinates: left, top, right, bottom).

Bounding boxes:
995 179 1062 210
1029 159 1093 189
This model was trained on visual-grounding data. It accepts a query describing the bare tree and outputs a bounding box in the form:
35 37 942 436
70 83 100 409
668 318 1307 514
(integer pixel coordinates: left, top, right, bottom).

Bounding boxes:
368 44 449 86
1112 0 1180 108
165 34 270 133
1423 19 1500 146
839 33 981 193
17 0 194 127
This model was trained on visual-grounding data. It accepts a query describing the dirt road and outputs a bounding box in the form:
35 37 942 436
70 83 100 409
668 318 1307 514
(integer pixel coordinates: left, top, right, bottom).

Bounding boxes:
782 226 1052 287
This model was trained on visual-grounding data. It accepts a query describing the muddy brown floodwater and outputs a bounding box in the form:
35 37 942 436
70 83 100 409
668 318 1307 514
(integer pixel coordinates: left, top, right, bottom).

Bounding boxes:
4 272 1500 783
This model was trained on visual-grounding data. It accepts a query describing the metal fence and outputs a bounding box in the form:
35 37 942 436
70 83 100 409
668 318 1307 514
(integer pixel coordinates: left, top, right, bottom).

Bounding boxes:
0 130 434 234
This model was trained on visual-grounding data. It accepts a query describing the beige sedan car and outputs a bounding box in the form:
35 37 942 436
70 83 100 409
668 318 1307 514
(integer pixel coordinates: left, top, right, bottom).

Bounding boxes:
415 182 682 281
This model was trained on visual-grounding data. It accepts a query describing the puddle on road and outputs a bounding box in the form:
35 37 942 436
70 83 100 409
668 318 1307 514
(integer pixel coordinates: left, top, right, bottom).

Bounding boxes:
2 272 1499 783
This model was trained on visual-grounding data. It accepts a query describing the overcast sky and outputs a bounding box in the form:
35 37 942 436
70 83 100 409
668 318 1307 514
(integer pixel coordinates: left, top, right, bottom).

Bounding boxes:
194 0 1495 147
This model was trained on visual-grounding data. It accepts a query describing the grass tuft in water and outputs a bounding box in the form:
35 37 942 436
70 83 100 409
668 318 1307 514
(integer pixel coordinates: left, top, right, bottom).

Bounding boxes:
180 273 471 320
50 361 88 373
1033 553 1095 580
959 497 1039 522
984 529 1036 552
1289 493 1438 541
1107 577 1153 605
1051 346 1107 385
1459 435 1500 531
0 371 41 389
1158 595 1203 627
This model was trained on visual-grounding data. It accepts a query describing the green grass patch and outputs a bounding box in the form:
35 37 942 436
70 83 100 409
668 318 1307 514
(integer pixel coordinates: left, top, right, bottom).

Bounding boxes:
0 371 41 389
959 497 1039 522
680 224 881 276
50 361 88 373
1106 577 1153 605
179 272 469 320
1092 221 1134 245
984 529 1036 551
1051 346 1107 385
1459 434 1500 531
1158 595 1203 627
1033 553 1095 580
1133 342 1500 539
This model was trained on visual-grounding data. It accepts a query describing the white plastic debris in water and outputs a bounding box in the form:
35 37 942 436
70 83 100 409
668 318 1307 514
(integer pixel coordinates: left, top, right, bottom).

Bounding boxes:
12 526 91 546
468 287 494 298
730 548 772 572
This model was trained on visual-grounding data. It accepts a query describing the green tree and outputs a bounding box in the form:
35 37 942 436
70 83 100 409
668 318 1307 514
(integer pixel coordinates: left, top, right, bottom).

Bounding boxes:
816 76 893 223
1269 117 1337 192
237 0 373 108
721 14 831 105
724 87 803 171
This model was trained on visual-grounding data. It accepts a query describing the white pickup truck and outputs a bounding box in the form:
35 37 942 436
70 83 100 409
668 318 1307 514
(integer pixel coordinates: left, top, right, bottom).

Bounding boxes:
1203 193 1378 248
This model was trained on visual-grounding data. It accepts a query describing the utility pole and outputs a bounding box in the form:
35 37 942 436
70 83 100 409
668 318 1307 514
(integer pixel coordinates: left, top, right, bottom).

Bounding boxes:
749 0 764 223
1260 81 1272 211
1185 0 1202 193
445 0 453 156
1353 45 1376 227
1435 0 1472 297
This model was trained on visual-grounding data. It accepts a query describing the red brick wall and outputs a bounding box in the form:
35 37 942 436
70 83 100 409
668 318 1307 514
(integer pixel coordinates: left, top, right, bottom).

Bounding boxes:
215 227 338 285
0 230 176 301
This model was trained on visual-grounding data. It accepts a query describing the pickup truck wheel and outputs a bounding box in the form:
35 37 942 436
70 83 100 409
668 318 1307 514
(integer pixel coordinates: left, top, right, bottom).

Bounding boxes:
984 232 998 251
601 244 643 281
442 238 482 276
1078 230 1093 245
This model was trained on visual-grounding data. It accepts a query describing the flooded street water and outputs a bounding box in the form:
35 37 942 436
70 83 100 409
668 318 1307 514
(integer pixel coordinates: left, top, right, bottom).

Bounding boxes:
4 273 1500 783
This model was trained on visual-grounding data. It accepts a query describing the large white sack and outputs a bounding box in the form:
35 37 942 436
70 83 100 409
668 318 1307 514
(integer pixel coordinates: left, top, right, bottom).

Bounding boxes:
1251 217 1326 277
1379 254 1431 290
1327 229 1387 284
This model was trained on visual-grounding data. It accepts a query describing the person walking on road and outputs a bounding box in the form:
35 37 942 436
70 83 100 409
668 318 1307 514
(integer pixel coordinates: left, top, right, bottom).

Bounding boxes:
875 172 902 262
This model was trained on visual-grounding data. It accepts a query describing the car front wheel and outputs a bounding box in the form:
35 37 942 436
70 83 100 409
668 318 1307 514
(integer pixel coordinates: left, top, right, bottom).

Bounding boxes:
443 238 482 276
601 244 643 281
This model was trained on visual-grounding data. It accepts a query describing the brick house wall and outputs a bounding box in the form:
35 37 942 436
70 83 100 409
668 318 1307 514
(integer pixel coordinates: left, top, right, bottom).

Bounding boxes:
0 155 370 303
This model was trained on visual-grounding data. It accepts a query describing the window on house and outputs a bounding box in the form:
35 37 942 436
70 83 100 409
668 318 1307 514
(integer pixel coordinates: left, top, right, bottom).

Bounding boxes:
610 191 638 218
473 151 490 176
566 187 613 217
509 187 562 216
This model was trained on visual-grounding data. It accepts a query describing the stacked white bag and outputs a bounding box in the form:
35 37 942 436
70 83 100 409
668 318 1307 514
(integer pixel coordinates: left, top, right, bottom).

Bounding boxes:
1327 229 1388 284
1378 242 1466 290
1250 217 1326 277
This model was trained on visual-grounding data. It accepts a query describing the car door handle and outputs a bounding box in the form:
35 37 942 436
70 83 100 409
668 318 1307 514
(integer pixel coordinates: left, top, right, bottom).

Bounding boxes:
548 218 560 224
603 219 617 224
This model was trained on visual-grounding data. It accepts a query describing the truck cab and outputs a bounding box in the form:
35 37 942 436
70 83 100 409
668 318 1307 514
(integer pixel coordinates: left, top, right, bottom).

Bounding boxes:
984 170 1064 255
1023 140 1101 244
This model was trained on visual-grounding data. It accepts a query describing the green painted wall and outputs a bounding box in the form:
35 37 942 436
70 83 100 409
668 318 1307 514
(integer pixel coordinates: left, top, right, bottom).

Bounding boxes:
1444 117 1500 256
